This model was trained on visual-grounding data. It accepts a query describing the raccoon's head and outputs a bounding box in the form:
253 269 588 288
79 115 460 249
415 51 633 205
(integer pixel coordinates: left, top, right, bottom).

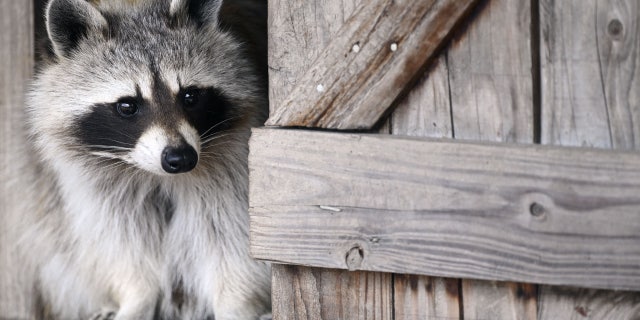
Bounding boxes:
28 0 265 176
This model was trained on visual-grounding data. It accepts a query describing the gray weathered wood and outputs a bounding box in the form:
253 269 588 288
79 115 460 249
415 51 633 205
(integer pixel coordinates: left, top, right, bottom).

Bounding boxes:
539 0 640 317
538 286 640 319
271 265 392 320
265 0 480 129
389 55 460 320
268 2 395 319
249 128 640 291
391 55 452 138
394 275 460 320
445 0 538 317
462 280 537 320
449 0 534 143
0 0 35 318
267 0 361 117
540 0 640 149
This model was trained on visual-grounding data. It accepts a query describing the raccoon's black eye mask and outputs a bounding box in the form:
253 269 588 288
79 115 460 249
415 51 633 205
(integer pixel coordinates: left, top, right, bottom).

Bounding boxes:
176 86 234 137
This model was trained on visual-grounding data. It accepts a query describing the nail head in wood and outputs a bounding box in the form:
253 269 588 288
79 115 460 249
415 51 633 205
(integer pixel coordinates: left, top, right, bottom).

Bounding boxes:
529 202 545 218
352 42 360 53
608 19 623 40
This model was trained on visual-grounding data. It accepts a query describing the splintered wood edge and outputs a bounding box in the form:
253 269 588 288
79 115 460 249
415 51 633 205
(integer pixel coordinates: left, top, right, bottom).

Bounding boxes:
248 128 640 291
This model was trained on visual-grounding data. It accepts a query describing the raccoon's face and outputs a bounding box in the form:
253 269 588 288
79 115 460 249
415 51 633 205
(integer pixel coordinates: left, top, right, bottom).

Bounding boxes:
28 0 264 176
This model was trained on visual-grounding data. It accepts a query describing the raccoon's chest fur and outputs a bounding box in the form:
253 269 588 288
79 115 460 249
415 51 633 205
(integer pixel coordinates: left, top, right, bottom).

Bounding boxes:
35 155 260 319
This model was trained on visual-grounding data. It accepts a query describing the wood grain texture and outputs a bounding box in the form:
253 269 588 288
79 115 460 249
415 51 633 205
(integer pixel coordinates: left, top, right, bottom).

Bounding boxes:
267 0 361 117
389 56 460 320
249 128 640 291
538 286 640 320
448 0 534 143
391 55 453 138
462 280 537 320
539 0 640 317
265 0 480 129
540 0 640 149
271 265 392 320
394 275 460 320
0 0 34 318
445 0 538 318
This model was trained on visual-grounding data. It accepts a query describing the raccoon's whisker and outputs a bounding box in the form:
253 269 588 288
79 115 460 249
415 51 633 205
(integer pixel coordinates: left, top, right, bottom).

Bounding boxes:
201 139 235 149
93 157 128 169
199 116 241 138
90 151 126 160
201 133 239 146
86 145 133 151
98 138 136 147
201 127 247 139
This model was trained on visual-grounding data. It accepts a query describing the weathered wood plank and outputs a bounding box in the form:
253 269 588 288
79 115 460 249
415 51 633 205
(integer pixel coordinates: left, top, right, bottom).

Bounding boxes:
271 265 393 320
445 0 538 318
265 0 480 129
268 2 394 319
539 0 640 317
394 275 460 320
389 55 460 320
249 128 640 291
448 0 534 143
595 0 640 149
0 0 35 318
540 0 640 149
462 281 537 320
391 55 453 138
267 0 361 117
538 286 640 319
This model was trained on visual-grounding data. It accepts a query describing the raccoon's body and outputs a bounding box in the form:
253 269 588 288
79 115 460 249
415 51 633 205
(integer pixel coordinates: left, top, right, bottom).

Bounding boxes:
20 0 270 319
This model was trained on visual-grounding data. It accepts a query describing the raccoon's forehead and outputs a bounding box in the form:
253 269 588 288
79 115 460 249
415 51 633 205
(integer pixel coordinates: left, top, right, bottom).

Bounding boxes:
59 40 231 104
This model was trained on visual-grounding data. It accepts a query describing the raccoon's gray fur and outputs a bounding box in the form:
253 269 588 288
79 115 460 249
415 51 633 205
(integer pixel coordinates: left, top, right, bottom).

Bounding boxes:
19 0 270 319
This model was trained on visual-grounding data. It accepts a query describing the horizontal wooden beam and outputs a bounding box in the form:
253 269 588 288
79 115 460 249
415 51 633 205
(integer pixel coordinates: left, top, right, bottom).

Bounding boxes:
249 128 640 291
265 0 479 129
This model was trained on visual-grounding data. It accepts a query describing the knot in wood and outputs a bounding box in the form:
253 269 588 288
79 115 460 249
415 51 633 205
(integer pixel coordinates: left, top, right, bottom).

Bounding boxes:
529 202 545 217
608 19 623 40
345 246 364 271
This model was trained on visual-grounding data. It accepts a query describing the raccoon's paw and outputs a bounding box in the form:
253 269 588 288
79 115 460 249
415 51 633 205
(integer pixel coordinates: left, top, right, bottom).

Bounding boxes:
89 310 116 320
259 313 272 320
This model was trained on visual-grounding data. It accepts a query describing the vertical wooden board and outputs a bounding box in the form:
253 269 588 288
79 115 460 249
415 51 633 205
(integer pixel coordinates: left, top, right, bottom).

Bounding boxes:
268 0 360 116
539 0 640 317
538 287 640 320
390 55 460 319
391 55 453 138
446 0 537 318
448 0 534 143
462 281 537 320
272 265 392 320
0 0 34 318
394 275 460 320
595 0 640 149
539 0 640 148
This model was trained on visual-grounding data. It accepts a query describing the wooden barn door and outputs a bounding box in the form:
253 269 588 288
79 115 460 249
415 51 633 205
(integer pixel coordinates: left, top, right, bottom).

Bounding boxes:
251 0 640 319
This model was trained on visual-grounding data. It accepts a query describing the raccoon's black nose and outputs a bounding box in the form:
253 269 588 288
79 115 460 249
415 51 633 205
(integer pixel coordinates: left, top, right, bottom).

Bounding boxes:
162 145 198 174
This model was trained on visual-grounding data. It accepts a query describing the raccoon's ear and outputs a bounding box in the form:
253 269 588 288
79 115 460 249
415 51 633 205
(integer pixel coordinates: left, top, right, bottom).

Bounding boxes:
169 0 223 27
46 0 107 59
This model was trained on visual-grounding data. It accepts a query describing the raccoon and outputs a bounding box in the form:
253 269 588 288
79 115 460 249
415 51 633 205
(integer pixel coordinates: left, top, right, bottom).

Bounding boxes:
20 0 270 319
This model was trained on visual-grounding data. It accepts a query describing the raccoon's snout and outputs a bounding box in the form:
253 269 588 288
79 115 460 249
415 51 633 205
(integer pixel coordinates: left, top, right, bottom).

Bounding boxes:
161 145 198 174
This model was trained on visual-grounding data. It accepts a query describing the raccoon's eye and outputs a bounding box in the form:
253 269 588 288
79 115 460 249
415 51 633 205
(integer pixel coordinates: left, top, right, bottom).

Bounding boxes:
115 101 139 117
181 89 199 108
